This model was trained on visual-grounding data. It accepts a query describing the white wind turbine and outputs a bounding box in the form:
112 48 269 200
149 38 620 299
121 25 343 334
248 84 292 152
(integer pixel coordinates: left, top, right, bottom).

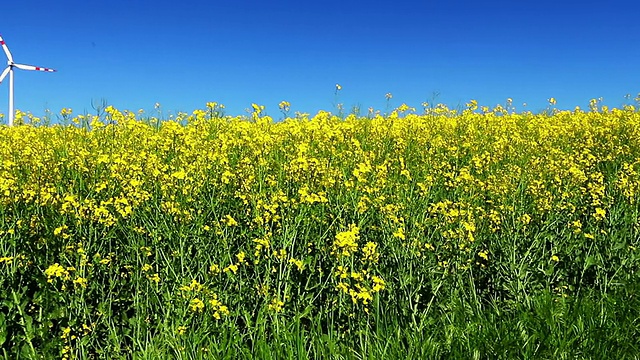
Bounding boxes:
0 34 56 126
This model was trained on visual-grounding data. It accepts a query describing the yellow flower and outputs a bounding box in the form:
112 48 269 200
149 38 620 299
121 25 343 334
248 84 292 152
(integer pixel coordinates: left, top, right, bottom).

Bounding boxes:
268 298 285 313
209 263 221 275
190 298 205 313
372 276 385 292
140 247 152 257
171 170 187 180
147 273 161 283
273 249 287 260
551 255 560 262
278 101 291 111
180 279 203 292
73 277 88 288
224 263 239 274
570 220 582 234
332 224 360 257
392 227 405 240
593 207 606 221
335 265 349 279
350 271 363 281
288 258 304 271
53 225 68 237
478 251 489 261
519 214 531 225
45 263 69 279
361 242 380 263
223 215 238 227
336 282 349 293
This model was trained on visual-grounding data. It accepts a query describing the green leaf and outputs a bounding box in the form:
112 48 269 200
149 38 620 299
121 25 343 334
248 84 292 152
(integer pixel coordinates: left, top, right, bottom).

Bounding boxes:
544 265 554 277
23 314 34 338
20 343 33 358
0 312 6 346
585 256 598 268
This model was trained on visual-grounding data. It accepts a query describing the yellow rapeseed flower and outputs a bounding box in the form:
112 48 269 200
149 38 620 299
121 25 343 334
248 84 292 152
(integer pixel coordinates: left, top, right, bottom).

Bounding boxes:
361 242 380 263
279 101 291 112
372 276 385 292
223 215 238 227
190 298 205 313
593 207 606 221
45 263 69 280
147 273 161 283
332 224 360 257
268 298 285 313
73 277 88 288
224 263 239 274
288 258 304 271
392 227 405 240
209 263 221 275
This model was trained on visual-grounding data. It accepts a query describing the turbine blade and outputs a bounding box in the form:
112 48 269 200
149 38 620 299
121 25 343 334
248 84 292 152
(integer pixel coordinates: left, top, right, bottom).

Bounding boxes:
13 63 56 72
0 67 9 83
0 34 13 62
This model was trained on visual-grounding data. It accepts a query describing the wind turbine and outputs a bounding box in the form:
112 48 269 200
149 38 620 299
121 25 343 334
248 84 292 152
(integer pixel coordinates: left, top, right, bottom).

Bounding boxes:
0 34 56 126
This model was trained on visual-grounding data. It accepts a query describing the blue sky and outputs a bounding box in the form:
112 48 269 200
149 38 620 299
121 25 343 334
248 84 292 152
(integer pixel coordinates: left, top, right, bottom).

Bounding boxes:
1 0 639 121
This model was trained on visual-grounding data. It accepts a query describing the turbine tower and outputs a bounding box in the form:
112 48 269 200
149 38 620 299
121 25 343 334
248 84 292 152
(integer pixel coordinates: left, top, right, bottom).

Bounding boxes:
0 34 56 126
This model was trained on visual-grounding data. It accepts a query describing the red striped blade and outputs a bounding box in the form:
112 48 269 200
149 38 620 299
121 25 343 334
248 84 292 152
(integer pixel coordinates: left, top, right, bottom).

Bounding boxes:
13 63 56 72
0 34 14 63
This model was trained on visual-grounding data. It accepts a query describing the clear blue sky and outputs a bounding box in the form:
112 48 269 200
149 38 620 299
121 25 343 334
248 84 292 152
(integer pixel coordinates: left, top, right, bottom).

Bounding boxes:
2 0 639 120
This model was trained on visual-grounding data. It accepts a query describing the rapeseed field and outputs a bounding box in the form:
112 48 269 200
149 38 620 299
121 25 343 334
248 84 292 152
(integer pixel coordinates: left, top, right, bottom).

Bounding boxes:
1 99 640 358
